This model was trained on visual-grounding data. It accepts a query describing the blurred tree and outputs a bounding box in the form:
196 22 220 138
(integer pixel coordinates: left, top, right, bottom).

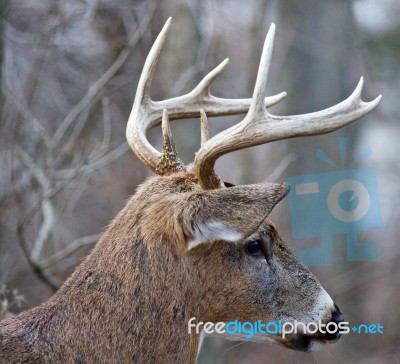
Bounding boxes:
278 0 360 174
1 1 156 300
0 0 4 89
0 1 398 363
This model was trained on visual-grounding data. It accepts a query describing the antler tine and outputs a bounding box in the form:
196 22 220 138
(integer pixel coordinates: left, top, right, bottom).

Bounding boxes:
136 18 172 106
126 18 172 173
160 109 185 175
154 58 287 120
200 109 209 146
194 25 382 190
193 58 230 97
126 18 286 175
249 23 276 118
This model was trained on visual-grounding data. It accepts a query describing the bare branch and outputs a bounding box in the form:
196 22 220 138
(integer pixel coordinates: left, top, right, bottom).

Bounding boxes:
6 91 51 148
15 147 56 261
31 199 55 262
17 221 60 292
100 97 111 152
15 147 51 191
51 4 156 147
265 153 297 181
54 143 130 180
39 233 101 270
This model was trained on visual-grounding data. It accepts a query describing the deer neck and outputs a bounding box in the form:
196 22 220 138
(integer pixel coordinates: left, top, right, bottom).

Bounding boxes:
43 202 202 363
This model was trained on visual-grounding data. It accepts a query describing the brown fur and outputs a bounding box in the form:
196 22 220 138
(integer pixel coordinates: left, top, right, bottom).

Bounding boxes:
0 172 335 363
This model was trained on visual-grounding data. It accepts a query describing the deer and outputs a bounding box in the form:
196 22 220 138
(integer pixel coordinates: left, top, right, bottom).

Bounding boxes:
0 18 381 364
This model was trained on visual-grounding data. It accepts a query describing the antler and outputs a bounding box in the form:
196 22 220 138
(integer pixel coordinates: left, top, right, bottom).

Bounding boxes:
126 18 286 175
194 23 382 189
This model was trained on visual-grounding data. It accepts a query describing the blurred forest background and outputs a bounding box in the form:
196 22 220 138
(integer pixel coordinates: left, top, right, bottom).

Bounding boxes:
0 0 399 363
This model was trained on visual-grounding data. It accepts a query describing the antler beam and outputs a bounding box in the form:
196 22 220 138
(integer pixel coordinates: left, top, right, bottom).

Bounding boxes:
194 23 382 189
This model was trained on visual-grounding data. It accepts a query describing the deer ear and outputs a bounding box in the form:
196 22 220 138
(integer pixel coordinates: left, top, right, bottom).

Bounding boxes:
186 182 289 250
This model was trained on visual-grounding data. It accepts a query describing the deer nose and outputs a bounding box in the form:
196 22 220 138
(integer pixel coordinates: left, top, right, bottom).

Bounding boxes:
332 303 344 324
324 303 344 342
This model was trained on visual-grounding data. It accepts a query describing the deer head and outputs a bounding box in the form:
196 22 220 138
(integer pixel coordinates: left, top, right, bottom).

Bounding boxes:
124 18 380 352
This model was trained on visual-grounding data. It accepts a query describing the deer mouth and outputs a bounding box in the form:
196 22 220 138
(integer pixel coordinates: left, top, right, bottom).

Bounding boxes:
284 331 342 352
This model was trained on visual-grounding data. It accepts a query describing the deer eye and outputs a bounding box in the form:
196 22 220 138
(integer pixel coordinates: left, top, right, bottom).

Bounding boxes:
245 239 263 257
